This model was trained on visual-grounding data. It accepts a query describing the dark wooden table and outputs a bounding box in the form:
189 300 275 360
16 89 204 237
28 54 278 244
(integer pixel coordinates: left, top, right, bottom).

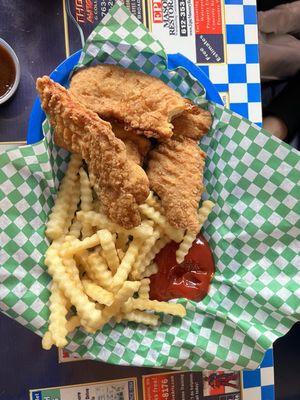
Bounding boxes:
0 0 78 143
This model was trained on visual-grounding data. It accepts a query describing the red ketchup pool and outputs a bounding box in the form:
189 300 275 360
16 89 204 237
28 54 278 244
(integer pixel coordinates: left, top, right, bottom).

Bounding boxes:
150 233 215 301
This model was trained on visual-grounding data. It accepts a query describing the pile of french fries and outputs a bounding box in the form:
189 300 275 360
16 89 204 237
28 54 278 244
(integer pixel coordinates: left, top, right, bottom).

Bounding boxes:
42 154 214 350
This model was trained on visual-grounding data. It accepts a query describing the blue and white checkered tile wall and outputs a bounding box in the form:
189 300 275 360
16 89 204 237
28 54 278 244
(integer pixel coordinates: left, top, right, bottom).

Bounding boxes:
199 0 262 125
242 349 275 400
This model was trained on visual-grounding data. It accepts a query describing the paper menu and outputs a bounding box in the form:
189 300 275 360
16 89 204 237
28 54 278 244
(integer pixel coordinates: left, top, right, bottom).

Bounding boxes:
68 0 226 64
30 361 275 399
30 374 240 400
30 378 137 400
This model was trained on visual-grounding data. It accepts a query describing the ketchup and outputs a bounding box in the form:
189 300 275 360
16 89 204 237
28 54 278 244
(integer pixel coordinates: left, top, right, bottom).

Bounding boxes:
150 233 215 302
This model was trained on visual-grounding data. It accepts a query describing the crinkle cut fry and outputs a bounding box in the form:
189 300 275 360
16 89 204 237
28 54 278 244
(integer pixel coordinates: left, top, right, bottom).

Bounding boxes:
176 231 197 264
116 310 159 326
115 232 129 252
143 236 170 270
95 281 141 329
45 154 82 240
61 235 84 285
139 203 183 242
76 210 153 239
45 242 102 329
36 76 149 230
140 262 158 279
47 281 69 348
97 229 119 273
130 229 160 279
69 217 82 238
145 191 164 213
176 200 215 263
75 250 113 290
60 232 101 257
117 248 125 261
138 278 150 299
198 200 215 227
86 251 113 289
129 298 186 317
42 315 80 350
82 277 114 306
110 237 142 291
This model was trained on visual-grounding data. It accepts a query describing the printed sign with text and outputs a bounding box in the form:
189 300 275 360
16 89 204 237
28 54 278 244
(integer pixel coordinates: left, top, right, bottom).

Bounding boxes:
30 378 138 400
142 371 241 400
67 0 225 64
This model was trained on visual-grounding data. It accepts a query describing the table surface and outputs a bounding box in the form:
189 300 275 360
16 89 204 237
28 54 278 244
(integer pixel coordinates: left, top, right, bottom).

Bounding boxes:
0 2 299 399
1 313 300 400
0 0 68 143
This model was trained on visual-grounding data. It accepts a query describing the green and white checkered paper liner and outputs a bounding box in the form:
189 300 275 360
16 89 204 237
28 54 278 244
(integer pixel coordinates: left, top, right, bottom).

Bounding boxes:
1 2 299 370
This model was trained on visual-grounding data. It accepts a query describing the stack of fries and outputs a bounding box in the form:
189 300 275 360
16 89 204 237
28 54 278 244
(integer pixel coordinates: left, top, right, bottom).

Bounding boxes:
42 154 214 350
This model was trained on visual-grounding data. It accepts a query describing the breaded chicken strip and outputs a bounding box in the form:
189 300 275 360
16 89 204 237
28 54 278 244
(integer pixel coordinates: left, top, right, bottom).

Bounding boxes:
70 65 188 138
36 76 149 229
147 137 206 233
108 121 151 202
172 102 212 140
147 103 211 232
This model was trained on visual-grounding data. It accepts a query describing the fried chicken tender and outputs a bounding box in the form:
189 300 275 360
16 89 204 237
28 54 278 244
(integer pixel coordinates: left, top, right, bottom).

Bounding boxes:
108 121 151 200
147 103 211 232
172 102 212 140
36 76 149 229
69 65 188 138
147 137 206 233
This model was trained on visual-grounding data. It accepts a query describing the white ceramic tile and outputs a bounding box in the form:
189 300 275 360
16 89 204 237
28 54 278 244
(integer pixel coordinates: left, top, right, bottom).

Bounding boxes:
229 83 248 102
208 65 229 84
260 367 275 386
225 5 245 24
243 387 261 400
227 44 246 63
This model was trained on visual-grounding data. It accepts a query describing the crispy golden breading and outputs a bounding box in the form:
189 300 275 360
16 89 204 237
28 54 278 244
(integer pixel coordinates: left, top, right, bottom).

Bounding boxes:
147 137 206 233
110 123 150 201
124 139 149 188
109 120 151 163
172 103 212 140
123 139 143 165
69 65 188 138
109 121 151 194
36 76 149 229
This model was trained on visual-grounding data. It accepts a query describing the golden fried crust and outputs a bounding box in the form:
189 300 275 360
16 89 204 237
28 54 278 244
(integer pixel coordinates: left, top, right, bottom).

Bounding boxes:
36 76 149 229
69 65 188 138
109 120 151 163
123 139 143 165
172 103 212 140
108 121 151 205
147 137 206 233
81 133 143 228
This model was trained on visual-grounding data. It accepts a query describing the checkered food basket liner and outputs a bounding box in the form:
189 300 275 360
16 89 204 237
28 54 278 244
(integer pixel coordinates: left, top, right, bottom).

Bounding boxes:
1 2 299 370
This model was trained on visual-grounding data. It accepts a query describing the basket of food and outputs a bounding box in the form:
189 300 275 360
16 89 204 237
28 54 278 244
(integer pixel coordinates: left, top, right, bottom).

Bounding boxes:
0 1 299 371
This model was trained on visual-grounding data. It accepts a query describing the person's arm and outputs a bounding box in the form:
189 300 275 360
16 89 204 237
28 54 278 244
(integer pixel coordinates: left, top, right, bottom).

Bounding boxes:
263 72 300 142
258 0 300 34
257 0 296 11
